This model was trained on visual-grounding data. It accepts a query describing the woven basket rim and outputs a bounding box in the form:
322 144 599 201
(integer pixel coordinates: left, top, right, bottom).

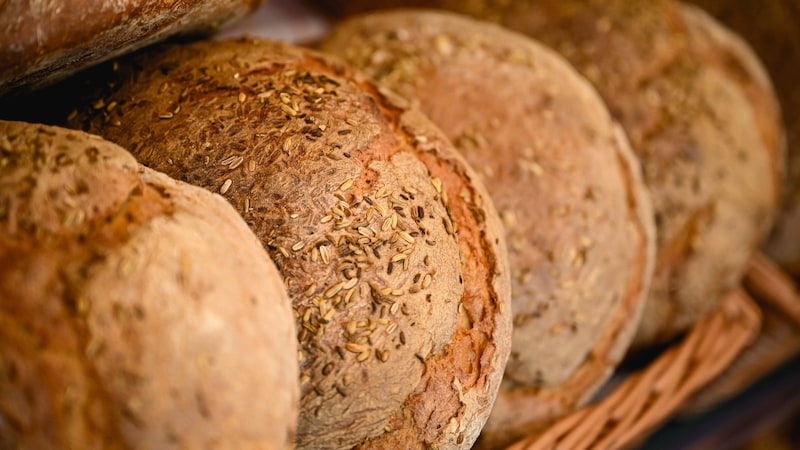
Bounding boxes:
680 254 800 414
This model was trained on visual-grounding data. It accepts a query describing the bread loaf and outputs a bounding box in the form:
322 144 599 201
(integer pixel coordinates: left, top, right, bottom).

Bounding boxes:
0 0 261 95
319 10 656 448
0 120 298 449
687 0 800 276
515 0 782 348
63 38 512 450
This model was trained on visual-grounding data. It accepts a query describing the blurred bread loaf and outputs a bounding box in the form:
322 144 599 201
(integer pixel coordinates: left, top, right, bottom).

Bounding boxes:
0 120 298 449
0 0 262 95
688 0 800 276
503 0 783 348
62 39 512 449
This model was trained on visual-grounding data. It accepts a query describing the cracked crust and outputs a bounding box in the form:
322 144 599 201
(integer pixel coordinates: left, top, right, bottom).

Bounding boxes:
320 10 656 448
0 121 298 449
0 0 261 95
62 39 512 450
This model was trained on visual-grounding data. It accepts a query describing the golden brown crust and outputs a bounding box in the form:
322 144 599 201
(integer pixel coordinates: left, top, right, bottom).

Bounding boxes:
0 120 298 449
319 10 656 448
63 39 511 450
0 0 262 95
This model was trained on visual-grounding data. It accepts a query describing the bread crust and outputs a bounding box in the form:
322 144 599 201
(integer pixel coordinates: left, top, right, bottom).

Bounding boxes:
0 0 261 95
64 39 512 450
0 120 298 449
320 10 656 448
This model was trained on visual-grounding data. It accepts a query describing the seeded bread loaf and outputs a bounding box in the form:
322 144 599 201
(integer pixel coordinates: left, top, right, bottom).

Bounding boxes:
63 38 512 450
688 0 800 276
320 10 656 448
0 0 262 95
0 121 298 449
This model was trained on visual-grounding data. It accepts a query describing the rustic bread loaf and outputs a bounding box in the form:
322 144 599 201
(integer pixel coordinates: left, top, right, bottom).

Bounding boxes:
530 0 782 348
688 0 800 276
320 10 656 448
0 0 262 95
63 38 512 450
0 121 298 449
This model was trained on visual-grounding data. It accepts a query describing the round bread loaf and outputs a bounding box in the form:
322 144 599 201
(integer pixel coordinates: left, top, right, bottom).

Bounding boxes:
310 0 785 348
0 0 261 96
0 121 298 449
688 0 800 276
505 0 784 348
63 39 512 450
320 10 656 448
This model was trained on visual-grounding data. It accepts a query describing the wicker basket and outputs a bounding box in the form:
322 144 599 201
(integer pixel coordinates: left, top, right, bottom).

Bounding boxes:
682 254 800 414
506 252 800 450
